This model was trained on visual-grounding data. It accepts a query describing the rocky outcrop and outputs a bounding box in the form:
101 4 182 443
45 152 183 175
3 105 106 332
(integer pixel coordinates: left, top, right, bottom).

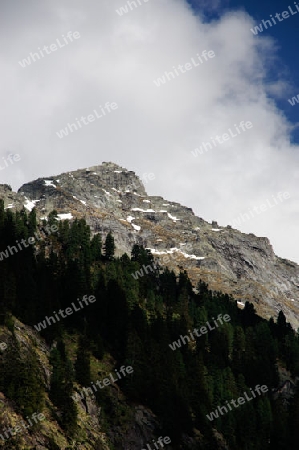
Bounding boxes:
0 161 298 328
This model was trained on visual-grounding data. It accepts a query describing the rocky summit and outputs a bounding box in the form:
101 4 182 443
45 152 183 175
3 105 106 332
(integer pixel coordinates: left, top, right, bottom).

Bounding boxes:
1 161 299 328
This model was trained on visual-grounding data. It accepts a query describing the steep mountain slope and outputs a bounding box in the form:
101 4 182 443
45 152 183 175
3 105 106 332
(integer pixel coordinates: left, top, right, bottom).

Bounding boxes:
1 161 298 328
0 318 165 450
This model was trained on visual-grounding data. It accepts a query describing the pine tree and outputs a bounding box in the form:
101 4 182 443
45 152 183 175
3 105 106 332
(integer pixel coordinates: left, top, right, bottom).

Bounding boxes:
0 337 44 416
28 208 37 235
90 233 102 261
49 341 77 436
104 231 115 260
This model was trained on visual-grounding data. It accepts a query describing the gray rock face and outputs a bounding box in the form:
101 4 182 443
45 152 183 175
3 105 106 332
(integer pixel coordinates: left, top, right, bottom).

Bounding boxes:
0 184 25 211
1 161 299 328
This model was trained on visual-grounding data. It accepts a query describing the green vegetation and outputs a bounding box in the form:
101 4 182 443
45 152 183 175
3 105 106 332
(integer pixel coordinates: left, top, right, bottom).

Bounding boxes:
0 201 298 448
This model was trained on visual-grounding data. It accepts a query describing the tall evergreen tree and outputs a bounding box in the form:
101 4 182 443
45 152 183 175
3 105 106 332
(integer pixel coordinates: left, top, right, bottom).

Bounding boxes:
104 231 115 260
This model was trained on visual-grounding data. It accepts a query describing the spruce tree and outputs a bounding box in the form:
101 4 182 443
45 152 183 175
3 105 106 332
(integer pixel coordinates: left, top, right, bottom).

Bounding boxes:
104 231 115 260
90 233 102 261
49 341 77 436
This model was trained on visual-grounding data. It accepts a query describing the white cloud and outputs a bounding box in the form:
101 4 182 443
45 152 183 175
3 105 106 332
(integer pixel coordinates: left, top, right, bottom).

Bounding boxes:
0 0 298 262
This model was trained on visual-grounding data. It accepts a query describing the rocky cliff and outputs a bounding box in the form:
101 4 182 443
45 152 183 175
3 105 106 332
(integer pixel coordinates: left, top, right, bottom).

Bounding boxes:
1 161 298 329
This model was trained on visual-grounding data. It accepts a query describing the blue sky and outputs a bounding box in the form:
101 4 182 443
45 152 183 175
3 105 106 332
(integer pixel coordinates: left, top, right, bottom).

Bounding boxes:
189 0 299 143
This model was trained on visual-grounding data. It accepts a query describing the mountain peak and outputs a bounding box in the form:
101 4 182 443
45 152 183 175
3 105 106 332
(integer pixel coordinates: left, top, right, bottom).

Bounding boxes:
1 162 299 329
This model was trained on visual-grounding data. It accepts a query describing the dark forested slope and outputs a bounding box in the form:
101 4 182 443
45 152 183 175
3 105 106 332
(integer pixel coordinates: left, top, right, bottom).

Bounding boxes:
0 202 298 449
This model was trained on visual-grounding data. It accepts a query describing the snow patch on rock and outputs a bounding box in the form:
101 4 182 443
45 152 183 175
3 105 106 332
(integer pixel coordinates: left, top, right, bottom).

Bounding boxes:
167 213 180 222
24 198 40 211
57 213 73 220
44 180 56 188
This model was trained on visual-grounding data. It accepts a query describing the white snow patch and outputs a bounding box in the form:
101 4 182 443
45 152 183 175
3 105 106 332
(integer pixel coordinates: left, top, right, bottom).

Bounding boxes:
5 203 14 209
44 180 56 188
102 189 111 196
117 200 122 203
167 213 180 222
80 200 87 205
131 208 155 212
182 252 205 260
24 199 40 211
57 213 73 220
143 200 151 203
126 215 140 231
146 247 204 260
159 210 167 213
212 228 222 231
114 170 122 173
162 204 170 206
237 301 245 308
146 248 168 256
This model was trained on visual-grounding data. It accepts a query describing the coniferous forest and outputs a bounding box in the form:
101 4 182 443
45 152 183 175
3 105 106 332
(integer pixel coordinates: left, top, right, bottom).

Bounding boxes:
0 200 299 449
